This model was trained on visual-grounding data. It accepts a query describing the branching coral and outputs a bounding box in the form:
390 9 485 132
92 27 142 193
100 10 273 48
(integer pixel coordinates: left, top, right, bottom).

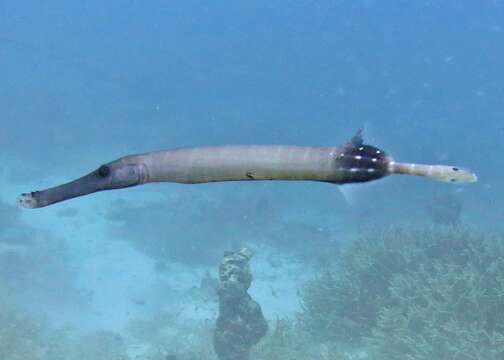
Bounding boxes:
369 259 504 359
299 225 504 358
300 226 428 343
252 318 365 360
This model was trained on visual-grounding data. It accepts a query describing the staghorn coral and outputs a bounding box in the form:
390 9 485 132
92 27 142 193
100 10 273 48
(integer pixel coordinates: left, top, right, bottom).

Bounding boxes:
299 225 504 351
300 226 426 344
369 259 504 359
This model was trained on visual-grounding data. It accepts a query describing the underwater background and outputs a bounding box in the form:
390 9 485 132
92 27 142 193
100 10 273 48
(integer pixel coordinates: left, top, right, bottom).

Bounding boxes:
1 1 503 359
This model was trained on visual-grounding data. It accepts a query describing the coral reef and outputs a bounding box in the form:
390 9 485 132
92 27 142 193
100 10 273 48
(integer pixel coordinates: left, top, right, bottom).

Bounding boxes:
299 225 504 358
369 260 504 359
300 226 425 344
214 248 268 360
252 318 359 360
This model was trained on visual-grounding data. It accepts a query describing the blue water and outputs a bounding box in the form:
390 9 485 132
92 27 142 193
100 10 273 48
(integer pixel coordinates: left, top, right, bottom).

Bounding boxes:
1 1 503 359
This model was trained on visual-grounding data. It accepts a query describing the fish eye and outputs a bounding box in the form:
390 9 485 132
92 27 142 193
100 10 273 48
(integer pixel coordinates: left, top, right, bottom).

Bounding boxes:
97 165 110 178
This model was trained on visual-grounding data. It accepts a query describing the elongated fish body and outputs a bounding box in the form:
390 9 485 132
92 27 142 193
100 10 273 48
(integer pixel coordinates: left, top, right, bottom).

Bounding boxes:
134 144 387 184
18 131 476 209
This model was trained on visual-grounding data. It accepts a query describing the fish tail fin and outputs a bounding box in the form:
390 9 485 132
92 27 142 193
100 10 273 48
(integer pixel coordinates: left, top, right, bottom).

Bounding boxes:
388 162 477 183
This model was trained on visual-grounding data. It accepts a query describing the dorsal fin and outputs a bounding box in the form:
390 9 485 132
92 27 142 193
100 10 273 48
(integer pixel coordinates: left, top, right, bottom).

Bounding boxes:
349 129 364 147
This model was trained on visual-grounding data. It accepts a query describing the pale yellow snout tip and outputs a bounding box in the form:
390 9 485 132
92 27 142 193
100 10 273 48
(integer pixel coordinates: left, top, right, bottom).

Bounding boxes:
432 165 478 183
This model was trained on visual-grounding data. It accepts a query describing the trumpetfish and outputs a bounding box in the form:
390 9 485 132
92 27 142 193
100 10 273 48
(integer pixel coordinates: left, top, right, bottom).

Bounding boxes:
18 131 477 209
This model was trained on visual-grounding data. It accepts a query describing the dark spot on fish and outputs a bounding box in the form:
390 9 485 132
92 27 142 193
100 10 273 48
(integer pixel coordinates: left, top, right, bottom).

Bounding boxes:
452 167 459 172
450 178 456 182
97 165 110 178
